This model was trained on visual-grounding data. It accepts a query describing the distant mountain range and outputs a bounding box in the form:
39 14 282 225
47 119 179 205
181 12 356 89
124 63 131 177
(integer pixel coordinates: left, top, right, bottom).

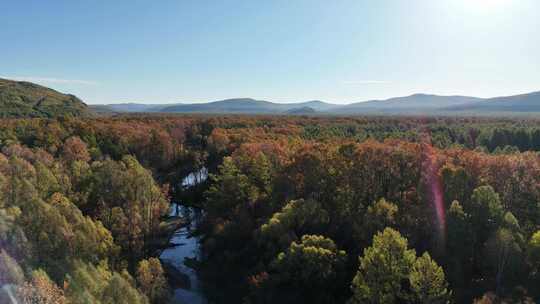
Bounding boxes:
158 99 339 113
94 91 540 115
0 78 89 118
99 99 338 113
1 77 540 117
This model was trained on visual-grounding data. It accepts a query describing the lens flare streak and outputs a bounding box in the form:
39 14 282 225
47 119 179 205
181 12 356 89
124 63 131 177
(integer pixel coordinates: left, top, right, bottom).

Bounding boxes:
421 143 446 250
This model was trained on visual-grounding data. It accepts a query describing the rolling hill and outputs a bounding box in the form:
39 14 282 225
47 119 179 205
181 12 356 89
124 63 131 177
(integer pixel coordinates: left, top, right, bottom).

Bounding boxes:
99 103 171 112
285 106 317 115
331 94 483 114
110 98 340 114
160 98 282 113
445 91 540 112
0 78 89 118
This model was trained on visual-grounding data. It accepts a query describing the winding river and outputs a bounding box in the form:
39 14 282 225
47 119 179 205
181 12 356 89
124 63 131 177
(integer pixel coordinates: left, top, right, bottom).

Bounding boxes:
160 169 208 304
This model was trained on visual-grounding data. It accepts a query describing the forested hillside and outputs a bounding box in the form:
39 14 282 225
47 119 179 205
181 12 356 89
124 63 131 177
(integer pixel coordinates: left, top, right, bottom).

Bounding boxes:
0 78 90 118
0 115 540 303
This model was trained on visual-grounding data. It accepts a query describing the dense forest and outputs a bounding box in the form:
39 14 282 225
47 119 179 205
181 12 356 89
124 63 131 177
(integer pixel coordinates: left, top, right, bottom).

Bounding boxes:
1 115 540 303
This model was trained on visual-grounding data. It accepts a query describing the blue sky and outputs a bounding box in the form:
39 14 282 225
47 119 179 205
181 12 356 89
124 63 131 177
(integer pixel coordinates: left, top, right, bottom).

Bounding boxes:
1 0 539 104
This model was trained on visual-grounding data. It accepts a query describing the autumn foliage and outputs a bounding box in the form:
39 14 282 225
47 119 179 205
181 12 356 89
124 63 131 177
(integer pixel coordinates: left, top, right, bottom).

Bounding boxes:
1 115 540 303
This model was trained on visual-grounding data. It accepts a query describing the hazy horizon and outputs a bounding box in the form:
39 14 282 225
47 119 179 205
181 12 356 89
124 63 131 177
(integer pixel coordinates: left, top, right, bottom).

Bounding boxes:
75 89 538 106
2 0 539 105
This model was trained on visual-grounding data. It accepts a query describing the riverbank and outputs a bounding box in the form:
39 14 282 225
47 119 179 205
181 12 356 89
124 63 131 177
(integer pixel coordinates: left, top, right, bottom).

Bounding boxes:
148 212 186 257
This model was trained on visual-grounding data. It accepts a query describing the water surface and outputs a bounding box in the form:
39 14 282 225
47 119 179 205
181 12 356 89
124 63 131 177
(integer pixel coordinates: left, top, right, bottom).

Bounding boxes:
160 168 208 304
160 205 206 304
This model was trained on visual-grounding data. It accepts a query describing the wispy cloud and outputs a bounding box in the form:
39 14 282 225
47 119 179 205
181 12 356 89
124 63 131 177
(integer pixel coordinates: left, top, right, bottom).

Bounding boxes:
343 80 391 85
1 76 98 86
